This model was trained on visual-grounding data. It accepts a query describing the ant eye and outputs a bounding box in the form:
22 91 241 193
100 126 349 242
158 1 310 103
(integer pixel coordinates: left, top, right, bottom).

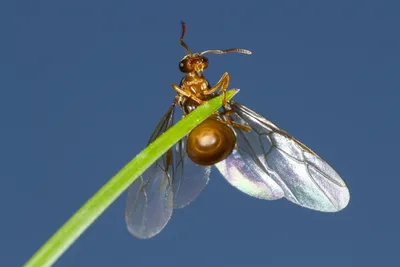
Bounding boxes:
179 59 191 73
179 61 185 72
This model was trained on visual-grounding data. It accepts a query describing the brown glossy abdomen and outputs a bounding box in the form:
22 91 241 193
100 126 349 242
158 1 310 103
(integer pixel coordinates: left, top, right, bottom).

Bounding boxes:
186 118 236 166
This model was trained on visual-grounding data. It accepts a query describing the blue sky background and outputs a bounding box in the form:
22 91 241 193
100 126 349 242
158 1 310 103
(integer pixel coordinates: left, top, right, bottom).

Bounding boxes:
2 1 399 266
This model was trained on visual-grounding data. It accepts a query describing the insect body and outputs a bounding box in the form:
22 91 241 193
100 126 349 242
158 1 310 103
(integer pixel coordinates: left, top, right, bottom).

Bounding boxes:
172 22 251 166
125 23 350 239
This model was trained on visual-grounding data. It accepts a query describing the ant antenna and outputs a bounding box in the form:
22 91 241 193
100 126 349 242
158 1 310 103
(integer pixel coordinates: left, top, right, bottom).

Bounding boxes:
180 21 191 54
201 48 252 55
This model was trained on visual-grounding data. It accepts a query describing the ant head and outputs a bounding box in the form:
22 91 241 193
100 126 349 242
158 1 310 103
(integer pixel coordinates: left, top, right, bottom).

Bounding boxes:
178 22 252 74
179 53 209 73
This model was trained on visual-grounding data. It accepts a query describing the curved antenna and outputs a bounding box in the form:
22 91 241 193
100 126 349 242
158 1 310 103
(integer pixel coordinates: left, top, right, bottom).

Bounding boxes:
180 21 191 54
201 48 252 55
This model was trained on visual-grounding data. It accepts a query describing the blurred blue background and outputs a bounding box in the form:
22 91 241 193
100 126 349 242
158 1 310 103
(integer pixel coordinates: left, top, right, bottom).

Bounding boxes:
2 0 399 266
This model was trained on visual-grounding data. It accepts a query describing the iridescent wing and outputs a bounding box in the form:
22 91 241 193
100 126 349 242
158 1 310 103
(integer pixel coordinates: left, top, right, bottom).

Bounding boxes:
125 102 211 238
216 101 350 212
173 135 211 209
125 104 176 239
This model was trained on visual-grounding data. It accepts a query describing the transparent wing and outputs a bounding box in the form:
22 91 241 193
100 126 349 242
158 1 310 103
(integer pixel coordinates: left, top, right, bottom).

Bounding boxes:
173 135 211 208
216 127 285 200
125 104 176 239
217 101 350 212
125 102 212 238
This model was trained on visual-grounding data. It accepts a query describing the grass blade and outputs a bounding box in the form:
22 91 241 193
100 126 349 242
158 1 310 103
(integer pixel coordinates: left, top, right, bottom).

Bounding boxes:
24 89 239 267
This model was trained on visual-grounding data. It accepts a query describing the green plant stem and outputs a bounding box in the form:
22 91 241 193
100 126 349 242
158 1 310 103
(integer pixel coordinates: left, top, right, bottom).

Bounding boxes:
24 89 239 267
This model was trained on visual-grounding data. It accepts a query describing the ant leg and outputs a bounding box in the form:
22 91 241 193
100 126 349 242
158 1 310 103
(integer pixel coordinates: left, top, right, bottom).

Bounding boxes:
202 72 230 108
172 84 204 104
212 115 250 131
217 108 251 132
